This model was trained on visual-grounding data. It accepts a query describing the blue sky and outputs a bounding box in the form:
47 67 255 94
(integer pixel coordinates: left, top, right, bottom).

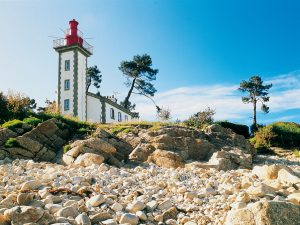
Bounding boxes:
0 0 299 124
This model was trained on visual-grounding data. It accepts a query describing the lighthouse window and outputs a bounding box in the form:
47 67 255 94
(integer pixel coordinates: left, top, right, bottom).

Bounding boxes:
64 99 70 111
110 108 115 119
64 79 70 90
118 112 122 122
65 60 70 71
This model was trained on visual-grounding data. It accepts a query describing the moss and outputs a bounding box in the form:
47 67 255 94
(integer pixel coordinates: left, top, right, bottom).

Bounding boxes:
4 138 19 148
63 144 71 153
23 117 41 127
1 119 24 130
294 149 300 157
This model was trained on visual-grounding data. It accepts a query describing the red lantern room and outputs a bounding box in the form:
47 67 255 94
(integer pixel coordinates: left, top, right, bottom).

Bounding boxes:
53 19 93 55
66 19 83 46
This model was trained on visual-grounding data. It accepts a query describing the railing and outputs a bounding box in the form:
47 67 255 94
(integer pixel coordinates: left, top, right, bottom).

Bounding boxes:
65 28 84 38
53 38 93 54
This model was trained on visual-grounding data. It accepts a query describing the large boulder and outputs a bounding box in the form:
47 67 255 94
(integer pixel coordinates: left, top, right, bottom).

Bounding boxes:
74 153 105 166
148 149 184 168
225 201 300 225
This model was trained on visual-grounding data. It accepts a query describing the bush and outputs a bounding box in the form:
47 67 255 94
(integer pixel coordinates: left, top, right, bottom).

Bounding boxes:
23 117 41 127
294 149 300 157
4 138 19 148
185 107 215 129
0 92 9 123
270 122 300 148
216 121 250 138
1 119 24 130
250 126 277 149
63 144 71 153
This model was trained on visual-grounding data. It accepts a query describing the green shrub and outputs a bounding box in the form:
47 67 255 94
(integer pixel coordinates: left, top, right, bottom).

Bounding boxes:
1 119 24 130
63 144 71 153
294 149 300 157
4 138 19 148
216 121 250 138
185 107 215 129
250 126 277 149
23 117 41 126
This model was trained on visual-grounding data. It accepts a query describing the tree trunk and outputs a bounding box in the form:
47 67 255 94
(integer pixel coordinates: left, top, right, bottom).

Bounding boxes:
253 99 257 127
124 78 136 109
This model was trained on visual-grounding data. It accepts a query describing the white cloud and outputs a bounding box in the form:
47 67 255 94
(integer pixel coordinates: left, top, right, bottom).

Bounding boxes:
132 71 300 123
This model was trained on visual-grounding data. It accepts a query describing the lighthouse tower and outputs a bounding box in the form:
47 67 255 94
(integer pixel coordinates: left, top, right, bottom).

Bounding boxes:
53 19 93 120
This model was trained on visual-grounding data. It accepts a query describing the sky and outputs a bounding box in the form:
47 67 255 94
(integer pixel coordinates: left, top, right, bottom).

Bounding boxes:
0 0 299 125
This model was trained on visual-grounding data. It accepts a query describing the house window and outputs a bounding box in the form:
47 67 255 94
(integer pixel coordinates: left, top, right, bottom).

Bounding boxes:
125 115 128 121
64 79 70 90
110 108 115 119
64 99 70 111
118 112 122 122
65 60 70 71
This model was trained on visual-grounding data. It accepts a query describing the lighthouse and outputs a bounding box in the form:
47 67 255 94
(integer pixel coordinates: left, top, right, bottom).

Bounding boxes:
53 19 93 121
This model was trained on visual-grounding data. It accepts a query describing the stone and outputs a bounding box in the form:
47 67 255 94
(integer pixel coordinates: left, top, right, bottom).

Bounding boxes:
129 143 155 162
17 193 34 205
45 204 63 214
184 192 198 200
83 138 116 154
89 212 112 223
158 200 172 210
86 194 105 207
127 200 145 213
252 165 281 180
20 180 43 191
75 213 91 225
111 202 123 212
119 213 139 225
277 167 300 184
287 193 300 205
148 150 184 168
4 206 54 225
248 183 276 197
0 128 17 146
162 207 178 221
55 206 79 219
102 219 118 225
225 200 300 225
136 210 147 221
236 192 251 203
74 153 104 167
146 200 158 211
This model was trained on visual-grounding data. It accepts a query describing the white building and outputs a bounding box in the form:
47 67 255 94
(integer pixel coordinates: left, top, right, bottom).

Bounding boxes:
53 19 135 123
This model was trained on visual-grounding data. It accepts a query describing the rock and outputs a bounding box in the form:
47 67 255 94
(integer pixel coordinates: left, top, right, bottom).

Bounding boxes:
129 143 155 161
208 149 252 171
119 213 139 225
111 202 123 212
252 165 281 180
277 167 300 184
4 206 54 225
81 138 116 154
75 213 91 225
74 153 104 167
102 219 117 225
17 193 34 205
225 200 300 225
146 200 158 211
127 200 145 213
45 204 62 214
55 206 79 218
86 194 105 207
236 191 251 203
162 207 178 221
158 199 172 210
247 183 276 197
287 193 300 205
89 212 112 223
148 150 184 168
0 128 17 146
136 210 147 221
20 180 43 191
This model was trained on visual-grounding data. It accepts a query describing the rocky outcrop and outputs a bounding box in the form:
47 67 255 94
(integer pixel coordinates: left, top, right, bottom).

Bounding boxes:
0 119 69 161
225 200 300 225
122 124 254 169
63 128 132 167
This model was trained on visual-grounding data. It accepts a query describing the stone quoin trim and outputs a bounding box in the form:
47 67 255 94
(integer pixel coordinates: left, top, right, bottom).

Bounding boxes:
73 50 78 116
58 53 62 108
